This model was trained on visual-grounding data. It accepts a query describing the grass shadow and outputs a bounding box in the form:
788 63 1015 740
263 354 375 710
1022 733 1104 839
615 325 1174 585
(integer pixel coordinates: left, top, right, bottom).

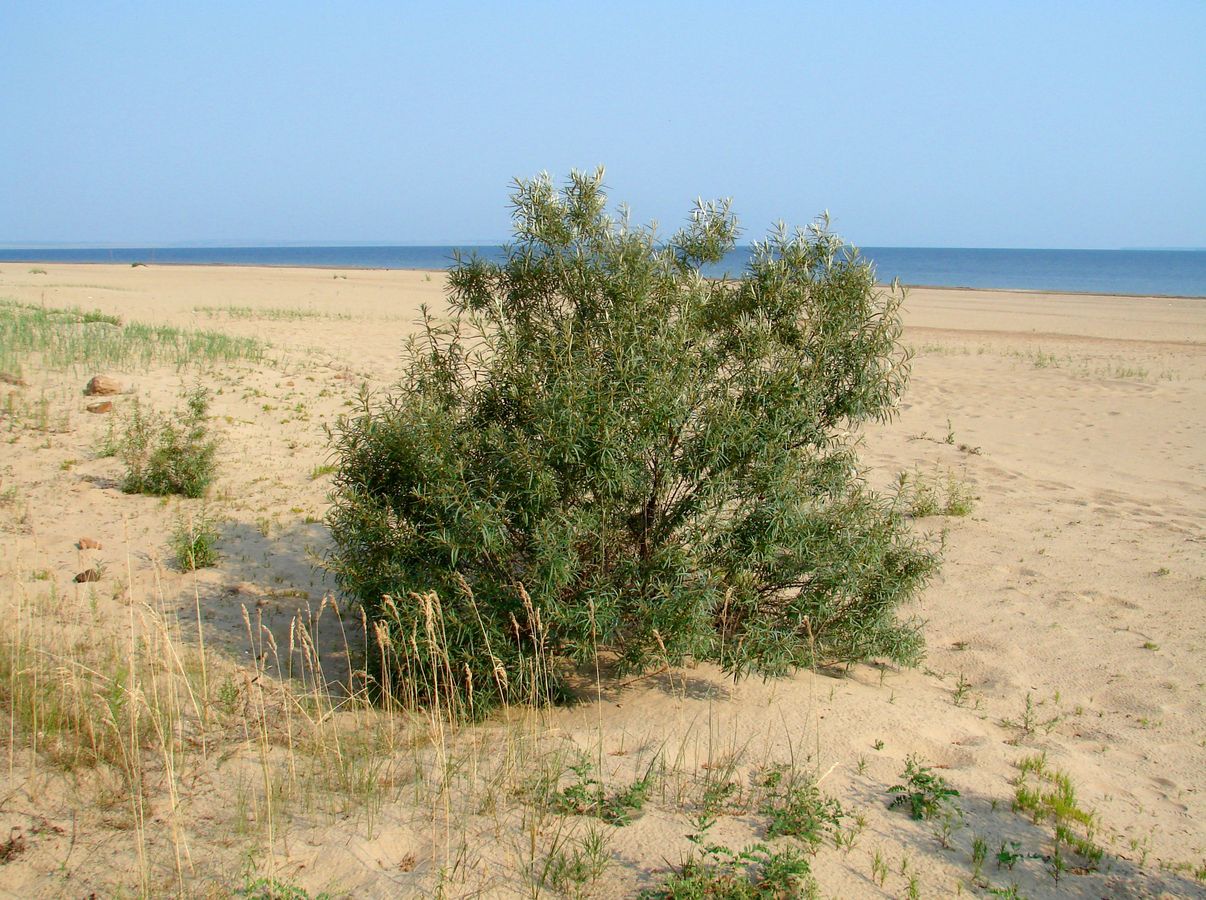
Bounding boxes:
172 517 365 693
838 775 1202 898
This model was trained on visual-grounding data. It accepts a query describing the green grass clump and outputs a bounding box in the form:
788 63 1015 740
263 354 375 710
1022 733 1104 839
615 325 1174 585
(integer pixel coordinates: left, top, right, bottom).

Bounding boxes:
120 388 217 498
0 589 176 772
529 824 613 896
1012 753 1102 878
94 418 120 457
760 769 845 849
0 299 263 372
943 475 976 516
550 757 654 826
895 468 976 518
194 304 351 321
640 817 816 899
234 877 331 899
887 755 960 820
170 506 221 570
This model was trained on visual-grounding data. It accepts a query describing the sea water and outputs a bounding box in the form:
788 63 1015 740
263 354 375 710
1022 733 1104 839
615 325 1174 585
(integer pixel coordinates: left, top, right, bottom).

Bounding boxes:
2 245 1204 298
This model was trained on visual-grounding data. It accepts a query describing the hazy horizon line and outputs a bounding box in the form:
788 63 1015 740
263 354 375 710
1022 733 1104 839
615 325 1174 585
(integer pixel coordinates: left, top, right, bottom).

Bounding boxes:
2 240 1204 253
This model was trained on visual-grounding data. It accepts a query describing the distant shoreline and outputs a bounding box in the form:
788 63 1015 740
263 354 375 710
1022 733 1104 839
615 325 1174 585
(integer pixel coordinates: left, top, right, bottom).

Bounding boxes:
4 259 1204 301
5 245 1206 299
890 282 1206 301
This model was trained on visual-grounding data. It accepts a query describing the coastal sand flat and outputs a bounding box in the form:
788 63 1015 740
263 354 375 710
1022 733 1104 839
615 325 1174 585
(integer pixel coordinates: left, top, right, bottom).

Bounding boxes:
1 265 1203 897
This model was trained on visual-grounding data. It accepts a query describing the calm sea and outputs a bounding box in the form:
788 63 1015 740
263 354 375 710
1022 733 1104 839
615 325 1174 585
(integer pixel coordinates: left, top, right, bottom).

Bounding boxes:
2 245 1204 298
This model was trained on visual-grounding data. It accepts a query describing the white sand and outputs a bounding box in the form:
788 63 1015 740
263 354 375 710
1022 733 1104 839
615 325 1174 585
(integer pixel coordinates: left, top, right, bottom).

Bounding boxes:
0 265 1202 897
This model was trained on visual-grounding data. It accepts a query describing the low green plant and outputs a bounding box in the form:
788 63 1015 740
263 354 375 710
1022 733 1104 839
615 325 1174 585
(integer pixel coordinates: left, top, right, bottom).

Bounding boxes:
896 467 975 518
531 824 612 897
871 849 888 886
1162 858 1206 883
170 506 221 570
943 474 976 516
896 469 941 517
887 755 960 820
1000 693 1061 742
996 840 1022 870
94 418 120 457
551 757 654 826
951 671 973 706
932 803 964 849
1031 350 1059 369
700 777 742 816
234 876 331 899
0 390 63 433
83 309 122 325
971 834 988 882
1011 753 1102 876
986 884 1025 899
215 677 240 714
119 387 217 498
760 769 844 850
833 814 864 852
640 816 816 899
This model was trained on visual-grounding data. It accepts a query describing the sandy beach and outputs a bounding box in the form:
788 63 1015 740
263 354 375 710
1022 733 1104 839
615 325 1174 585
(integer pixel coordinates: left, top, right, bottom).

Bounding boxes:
1 264 1203 898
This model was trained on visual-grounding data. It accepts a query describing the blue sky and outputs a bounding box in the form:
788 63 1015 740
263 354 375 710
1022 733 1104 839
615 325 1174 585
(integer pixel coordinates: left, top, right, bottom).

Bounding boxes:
3 1 1203 248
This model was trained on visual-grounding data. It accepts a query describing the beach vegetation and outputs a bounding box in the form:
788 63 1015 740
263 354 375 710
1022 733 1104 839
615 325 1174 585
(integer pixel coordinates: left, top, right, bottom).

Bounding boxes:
999 692 1062 743
119 387 218 498
871 849 889 886
951 671 974 706
549 756 656 825
328 168 936 717
887 755 960 820
640 816 817 899
194 304 351 321
895 467 975 518
2 388 68 433
1011 753 1102 879
94 416 121 457
985 884 1024 899
235 876 332 900
759 766 845 849
995 840 1023 870
0 298 263 373
170 505 221 570
970 834 989 883
526 822 613 896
